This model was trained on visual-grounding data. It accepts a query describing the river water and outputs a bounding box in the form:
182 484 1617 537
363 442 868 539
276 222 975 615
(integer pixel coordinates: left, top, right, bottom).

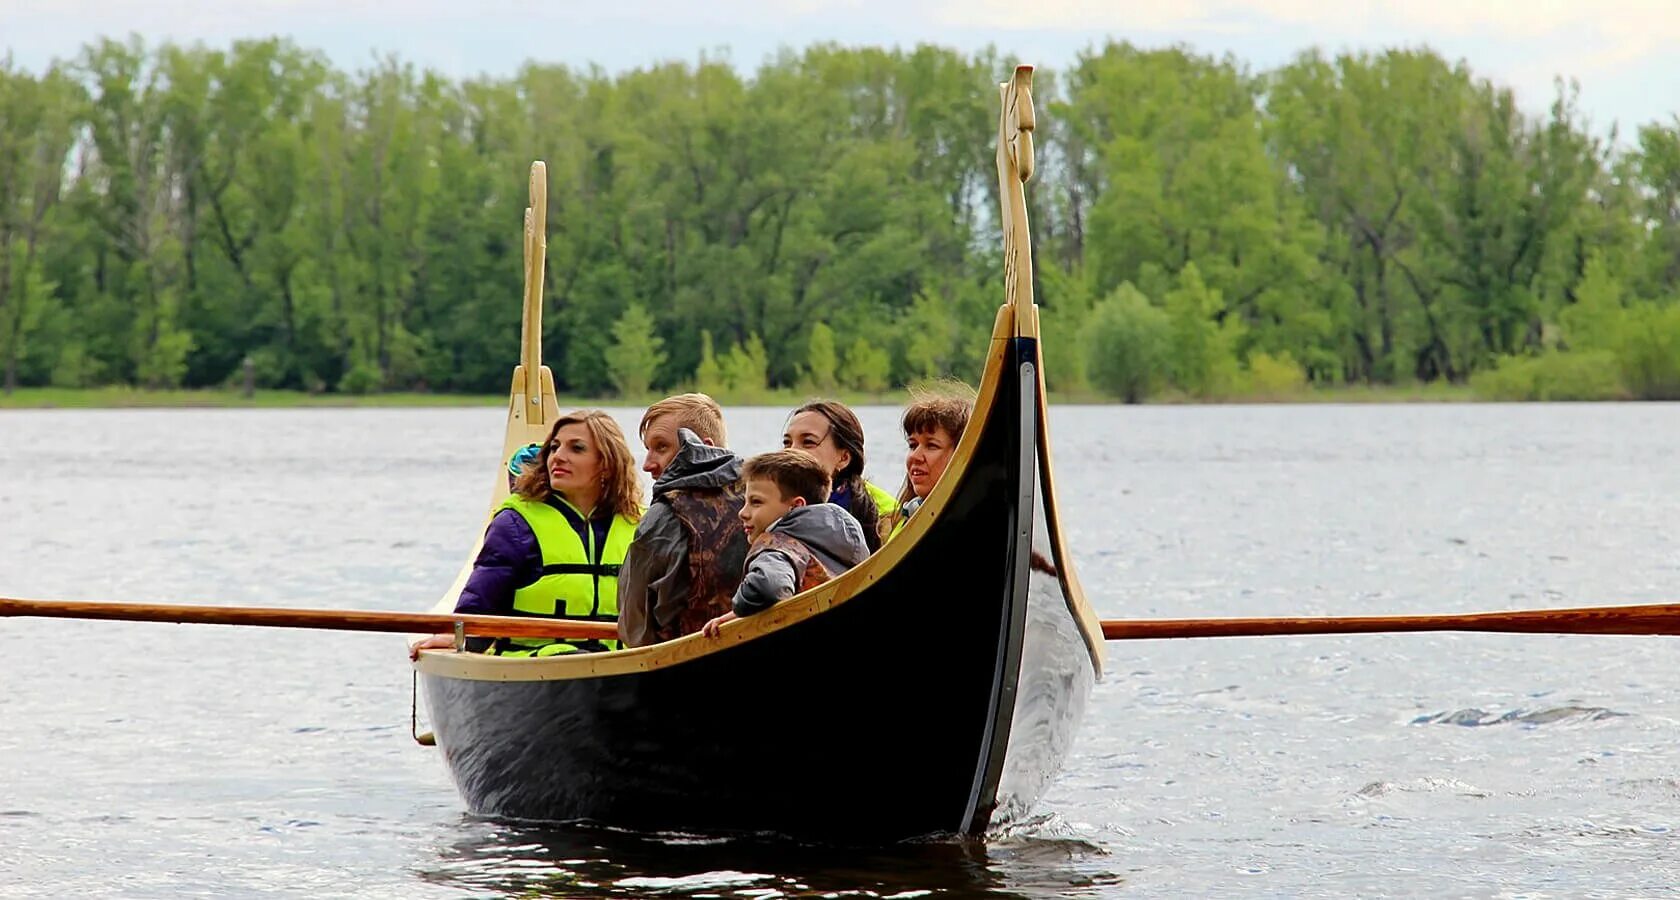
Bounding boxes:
1 403 1676 898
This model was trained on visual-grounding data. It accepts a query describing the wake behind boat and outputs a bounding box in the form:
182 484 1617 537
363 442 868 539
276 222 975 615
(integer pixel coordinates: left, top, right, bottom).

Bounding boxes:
411 66 1106 842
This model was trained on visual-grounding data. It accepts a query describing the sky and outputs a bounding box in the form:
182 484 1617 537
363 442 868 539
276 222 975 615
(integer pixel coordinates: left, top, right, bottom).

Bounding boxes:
3 0 1677 139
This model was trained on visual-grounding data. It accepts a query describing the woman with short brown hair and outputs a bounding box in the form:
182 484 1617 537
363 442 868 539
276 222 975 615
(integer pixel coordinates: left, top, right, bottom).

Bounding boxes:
882 385 975 542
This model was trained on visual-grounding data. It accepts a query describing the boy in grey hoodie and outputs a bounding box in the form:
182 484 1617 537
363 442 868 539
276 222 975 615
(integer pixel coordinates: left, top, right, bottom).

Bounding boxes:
701 449 870 636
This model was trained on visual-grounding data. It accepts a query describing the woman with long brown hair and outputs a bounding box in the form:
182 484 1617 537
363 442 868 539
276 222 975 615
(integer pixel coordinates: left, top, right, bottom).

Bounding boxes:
782 400 898 552
410 409 643 657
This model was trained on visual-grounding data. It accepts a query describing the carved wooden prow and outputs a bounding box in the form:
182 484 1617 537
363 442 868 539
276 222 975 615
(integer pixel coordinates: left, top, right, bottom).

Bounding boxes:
519 161 549 427
995 65 1036 337
487 161 561 510
997 66 1106 672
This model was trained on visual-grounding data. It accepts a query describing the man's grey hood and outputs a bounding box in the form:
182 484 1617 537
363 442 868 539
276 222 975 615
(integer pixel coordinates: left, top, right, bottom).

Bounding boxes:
652 428 743 499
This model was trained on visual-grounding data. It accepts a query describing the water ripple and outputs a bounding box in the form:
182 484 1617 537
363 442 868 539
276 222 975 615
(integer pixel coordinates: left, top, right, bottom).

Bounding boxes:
1411 706 1627 727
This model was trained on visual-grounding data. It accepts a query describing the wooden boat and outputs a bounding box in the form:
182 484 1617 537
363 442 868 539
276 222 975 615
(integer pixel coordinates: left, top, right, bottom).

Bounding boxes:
413 66 1107 842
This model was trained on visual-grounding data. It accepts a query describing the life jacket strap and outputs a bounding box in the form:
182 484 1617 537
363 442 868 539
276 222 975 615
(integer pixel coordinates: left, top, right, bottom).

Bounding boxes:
539 562 622 577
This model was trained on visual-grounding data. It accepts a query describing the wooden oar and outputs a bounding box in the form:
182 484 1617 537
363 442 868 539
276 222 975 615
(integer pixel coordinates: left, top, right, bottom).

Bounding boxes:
0 597 618 640
1100 602 1680 640
13 597 1676 644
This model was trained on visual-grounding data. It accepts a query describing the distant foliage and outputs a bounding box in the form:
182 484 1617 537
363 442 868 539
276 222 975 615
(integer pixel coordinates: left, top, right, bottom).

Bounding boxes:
1038 262 1093 392
1160 264 1242 398
49 343 94 388
338 360 384 396
840 338 891 394
1559 253 1627 352
606 304 666 398
693 331 725 397
4 38 1680 401
1471 352 1625 401
803 322 839 392
1615 305 1680 400
720 334 770 402
1243 352 1308 396
1086 283 1170 403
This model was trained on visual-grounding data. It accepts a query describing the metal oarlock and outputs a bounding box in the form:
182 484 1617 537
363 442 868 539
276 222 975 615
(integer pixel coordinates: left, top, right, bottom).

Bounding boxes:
410 670 436 746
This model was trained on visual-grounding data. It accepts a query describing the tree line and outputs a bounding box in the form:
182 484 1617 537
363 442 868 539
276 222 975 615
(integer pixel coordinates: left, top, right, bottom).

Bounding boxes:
2 37 1678 401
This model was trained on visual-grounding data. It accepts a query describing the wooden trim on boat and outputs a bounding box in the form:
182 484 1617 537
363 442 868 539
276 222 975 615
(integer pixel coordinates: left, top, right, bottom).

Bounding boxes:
414 304 1020 682
1035 357 1106 676
1014 301 1039 339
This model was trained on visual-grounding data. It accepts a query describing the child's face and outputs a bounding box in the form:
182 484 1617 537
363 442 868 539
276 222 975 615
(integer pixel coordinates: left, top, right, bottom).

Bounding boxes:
739 477 804 542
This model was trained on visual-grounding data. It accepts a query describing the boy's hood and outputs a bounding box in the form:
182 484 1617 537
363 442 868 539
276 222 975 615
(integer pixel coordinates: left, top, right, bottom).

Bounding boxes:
766 503 870 571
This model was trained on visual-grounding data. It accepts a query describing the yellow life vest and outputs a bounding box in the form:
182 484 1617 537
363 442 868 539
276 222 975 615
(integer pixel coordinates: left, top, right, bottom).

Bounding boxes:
883 495 921 544
495 495 636 656
864 480 900 516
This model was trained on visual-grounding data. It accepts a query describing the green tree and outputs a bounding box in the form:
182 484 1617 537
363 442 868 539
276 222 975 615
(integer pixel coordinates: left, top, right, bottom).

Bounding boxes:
900 288 959 381
1244 351 1307 395
840 337 891 393
694 331 725 396
1058 42 1325 382
1087 282 1170 402
1559 252 1625 351
1616 305 1680 400
1631 120 1680 296
605 303 666 397
1038 261 1094 391
1161 263 1241 396
1267 49 1470 381
804 321 838 392
0 63 80 393
78 37 184 386
721 333 769 400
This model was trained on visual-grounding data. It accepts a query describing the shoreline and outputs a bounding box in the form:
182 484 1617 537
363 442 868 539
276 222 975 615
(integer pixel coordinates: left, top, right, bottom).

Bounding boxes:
0 384 1487 410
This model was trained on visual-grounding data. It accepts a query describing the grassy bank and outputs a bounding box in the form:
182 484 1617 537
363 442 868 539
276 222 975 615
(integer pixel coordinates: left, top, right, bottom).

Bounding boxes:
1 382 1485 409
1046 378 1479 405
0 387 506 409
1179 381 1480 405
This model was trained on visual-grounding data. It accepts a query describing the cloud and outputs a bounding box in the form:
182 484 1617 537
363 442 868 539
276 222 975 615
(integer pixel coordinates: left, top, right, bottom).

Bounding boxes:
938 0 1679 76
15 0 1677 73
4 0 1674 129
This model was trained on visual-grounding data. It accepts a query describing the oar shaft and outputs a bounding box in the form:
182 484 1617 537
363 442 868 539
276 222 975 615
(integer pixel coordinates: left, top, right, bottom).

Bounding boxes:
1101 603 1680 640
0 597 618 640
14 599 1676 644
